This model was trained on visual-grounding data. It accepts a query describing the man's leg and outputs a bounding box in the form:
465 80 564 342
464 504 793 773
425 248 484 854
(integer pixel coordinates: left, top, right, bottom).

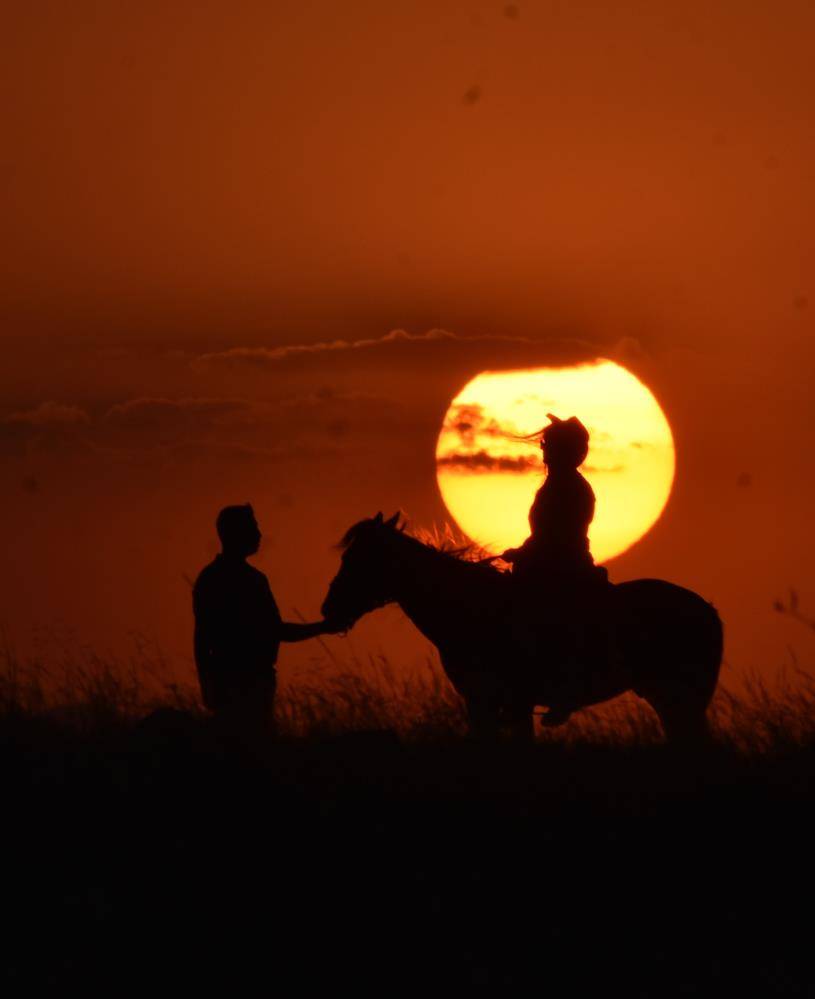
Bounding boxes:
213 672 276 746
251 671 277 738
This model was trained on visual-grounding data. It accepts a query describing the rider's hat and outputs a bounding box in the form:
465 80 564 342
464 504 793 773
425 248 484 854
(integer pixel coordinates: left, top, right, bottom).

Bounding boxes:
541 414 589 467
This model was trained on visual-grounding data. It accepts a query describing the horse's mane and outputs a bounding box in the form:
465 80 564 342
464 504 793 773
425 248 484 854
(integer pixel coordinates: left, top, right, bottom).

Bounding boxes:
338 515 503 573
410 523 498 565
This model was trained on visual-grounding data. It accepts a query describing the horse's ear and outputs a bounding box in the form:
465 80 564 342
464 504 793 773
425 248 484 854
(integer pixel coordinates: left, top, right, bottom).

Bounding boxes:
374 512 384 523
384 512 400 529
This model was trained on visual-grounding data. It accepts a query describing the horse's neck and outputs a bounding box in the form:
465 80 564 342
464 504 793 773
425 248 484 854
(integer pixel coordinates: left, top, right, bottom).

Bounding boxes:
389 539 482 647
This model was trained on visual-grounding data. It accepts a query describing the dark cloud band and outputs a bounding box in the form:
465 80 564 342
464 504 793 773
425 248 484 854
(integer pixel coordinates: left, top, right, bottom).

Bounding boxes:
436 450 539 473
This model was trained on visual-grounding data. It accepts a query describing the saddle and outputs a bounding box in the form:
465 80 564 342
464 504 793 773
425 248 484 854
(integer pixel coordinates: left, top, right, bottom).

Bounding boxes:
506 565 621 695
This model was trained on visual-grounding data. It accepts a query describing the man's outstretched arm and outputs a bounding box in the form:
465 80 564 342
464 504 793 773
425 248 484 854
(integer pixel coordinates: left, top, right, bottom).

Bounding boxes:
279 620 342 642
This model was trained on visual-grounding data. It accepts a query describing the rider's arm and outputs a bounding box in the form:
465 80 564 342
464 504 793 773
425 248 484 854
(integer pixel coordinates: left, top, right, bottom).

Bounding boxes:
502 484 547 561
501 535 536 561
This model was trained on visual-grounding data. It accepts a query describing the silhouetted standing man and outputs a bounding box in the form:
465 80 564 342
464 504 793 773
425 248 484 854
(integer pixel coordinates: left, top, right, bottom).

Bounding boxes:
193 504 333 735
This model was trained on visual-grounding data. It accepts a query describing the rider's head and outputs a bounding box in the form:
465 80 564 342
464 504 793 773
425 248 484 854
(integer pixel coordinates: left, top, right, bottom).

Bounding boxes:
540 414 589 470
216 503 261 558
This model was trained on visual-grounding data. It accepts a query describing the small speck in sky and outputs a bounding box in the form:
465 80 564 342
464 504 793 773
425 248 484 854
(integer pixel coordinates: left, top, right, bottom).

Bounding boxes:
462 85 482 106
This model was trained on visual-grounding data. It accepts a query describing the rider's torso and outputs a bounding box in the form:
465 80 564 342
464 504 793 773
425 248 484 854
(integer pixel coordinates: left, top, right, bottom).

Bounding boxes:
521 469 595 571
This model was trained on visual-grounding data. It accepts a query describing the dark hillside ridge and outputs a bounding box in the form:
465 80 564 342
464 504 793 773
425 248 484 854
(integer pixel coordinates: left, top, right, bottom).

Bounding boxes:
3 711 815 994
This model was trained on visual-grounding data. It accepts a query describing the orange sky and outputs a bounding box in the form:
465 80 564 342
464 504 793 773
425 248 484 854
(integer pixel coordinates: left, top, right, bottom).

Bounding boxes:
1 1 814 684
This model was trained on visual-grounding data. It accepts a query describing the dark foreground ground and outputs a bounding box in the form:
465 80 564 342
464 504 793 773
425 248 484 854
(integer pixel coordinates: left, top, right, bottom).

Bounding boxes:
3 707 815 996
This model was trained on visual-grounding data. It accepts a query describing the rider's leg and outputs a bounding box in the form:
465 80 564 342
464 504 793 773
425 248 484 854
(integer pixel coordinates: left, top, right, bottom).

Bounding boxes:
541 610 589 727
542 578 617 726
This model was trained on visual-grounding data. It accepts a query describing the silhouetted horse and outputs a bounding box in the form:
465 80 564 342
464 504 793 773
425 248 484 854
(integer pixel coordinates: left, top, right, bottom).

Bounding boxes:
321 514 723 743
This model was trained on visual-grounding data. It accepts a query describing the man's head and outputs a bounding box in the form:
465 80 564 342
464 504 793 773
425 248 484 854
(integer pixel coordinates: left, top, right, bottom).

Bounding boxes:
216 503 261 558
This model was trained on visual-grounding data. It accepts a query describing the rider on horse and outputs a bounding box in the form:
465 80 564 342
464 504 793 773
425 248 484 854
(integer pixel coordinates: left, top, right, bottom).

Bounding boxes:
502 414 610 726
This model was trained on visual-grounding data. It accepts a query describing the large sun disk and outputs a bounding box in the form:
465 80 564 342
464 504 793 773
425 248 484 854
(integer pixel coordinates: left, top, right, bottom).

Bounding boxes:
435 361 675 563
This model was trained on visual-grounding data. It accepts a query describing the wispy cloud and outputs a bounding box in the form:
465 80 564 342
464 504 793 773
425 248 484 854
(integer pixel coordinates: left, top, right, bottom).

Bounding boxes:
191 328 598 372
193 329 460 367
103 397 256 429
2 401 90 426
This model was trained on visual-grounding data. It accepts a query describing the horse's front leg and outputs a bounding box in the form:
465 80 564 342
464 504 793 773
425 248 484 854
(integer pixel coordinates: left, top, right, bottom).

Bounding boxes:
504 704 536 744
465 693 535 744
463 693 504 741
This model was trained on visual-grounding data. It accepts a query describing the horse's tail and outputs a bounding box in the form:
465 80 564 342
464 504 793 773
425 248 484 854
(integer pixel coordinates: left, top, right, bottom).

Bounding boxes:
662 591 724 743
699 599 724 707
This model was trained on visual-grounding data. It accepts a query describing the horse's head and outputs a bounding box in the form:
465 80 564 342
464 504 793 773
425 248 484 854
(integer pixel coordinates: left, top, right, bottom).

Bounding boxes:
321 512 403 628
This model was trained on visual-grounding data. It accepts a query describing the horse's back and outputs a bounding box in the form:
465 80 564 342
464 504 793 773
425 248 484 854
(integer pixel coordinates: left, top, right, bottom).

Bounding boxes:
616 576 710 604
616 578 719 628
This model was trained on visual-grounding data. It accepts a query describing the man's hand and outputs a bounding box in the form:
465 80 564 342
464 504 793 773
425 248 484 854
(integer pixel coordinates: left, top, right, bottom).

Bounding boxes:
280 617 354 642
319 617 352 635
500 547 519 563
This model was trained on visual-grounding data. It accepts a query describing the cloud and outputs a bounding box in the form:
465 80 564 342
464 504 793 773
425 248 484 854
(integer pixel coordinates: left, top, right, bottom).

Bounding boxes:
90 391 406 462
2 401 90 426
278 387 398 413
191 328 598 374
437 451 624 475
163 436 344 470
611 336 644 362
192 328 475 370
0 401 92 459
436 450 538 473
102 395 304 447
2 391 384 467
441 403 517 447
103 396 257 429
193 328 455 367
276 388 404 438
103 392 394 428
165 440 290 465
582 463 624 474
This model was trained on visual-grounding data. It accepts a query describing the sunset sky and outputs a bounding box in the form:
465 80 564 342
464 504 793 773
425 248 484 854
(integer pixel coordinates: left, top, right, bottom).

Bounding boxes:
2 2 814 684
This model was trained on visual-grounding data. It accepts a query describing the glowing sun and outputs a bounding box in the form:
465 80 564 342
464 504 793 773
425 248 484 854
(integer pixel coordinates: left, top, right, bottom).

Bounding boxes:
435 360 675 563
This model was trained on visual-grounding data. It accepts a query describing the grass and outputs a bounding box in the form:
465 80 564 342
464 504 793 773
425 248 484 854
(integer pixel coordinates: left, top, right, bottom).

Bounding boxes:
3 629 815 753
4 633 815 993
